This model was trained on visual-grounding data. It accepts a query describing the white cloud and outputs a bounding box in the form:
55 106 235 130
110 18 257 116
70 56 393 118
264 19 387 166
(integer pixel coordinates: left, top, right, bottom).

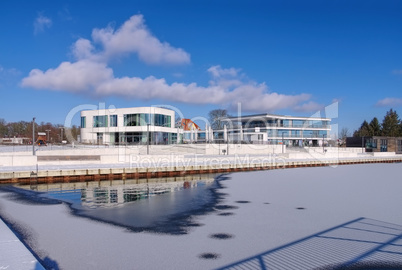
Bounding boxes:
0 66 20 76
207 65 240 78
392 70 402 75
376 97 402 107
21 60 113 92
91 15 190 65
72 38 97 61
22 14 319 113
34 15 52 35
0 65 21 88
294 101 324 113
22 59 314 112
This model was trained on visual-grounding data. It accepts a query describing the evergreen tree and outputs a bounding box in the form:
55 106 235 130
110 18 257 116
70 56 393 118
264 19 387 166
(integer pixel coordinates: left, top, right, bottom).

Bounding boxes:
369 117 381 136
353 120 371 137
381 109 401 137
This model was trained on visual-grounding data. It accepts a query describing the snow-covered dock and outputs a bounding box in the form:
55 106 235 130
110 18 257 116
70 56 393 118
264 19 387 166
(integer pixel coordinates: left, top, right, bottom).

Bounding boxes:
0 217 45 270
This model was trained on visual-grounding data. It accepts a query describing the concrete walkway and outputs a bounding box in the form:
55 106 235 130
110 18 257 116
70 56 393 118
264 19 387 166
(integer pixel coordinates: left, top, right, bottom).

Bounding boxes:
0 218 45 270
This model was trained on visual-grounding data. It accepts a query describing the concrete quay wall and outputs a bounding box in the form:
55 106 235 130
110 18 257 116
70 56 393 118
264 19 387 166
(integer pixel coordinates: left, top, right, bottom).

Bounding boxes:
0 144 283 167
1 156 401 185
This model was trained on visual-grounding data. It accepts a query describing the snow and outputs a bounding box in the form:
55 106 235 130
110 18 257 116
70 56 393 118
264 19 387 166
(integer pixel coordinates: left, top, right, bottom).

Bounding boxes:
1 163 402 269
0 218 45 269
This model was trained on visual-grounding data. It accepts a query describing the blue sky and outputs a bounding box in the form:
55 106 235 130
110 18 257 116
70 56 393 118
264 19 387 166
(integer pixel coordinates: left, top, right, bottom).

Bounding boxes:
1 0 402 134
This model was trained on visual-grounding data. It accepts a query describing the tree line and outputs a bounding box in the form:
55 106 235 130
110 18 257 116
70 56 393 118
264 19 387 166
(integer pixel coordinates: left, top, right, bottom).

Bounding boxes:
353 109 402 137
0 118 79 143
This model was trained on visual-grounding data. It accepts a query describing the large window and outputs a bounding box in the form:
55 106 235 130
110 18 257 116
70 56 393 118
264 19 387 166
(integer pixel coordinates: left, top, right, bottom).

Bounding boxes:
292 120 305 127
81 116 86 128
153 114 171 127
380 139 388 152
93 115 108 128
109 115 118 127
291 130 300 137
124 114 149 126
124 113 171 127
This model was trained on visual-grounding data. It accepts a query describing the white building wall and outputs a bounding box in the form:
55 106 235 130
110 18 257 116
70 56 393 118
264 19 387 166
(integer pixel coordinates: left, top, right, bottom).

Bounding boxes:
80 107 176 144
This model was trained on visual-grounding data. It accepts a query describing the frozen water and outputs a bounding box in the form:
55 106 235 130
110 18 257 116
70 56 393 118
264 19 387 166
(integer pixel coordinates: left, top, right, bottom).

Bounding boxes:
0 163 401 269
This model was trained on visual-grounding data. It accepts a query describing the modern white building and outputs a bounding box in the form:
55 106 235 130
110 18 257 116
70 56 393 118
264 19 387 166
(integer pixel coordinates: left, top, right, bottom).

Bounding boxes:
80 106 331 146
80 107 177 145
220 113 331 146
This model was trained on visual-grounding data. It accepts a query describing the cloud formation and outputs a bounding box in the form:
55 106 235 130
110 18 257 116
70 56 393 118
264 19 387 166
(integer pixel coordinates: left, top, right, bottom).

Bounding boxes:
392 70 402 75
376 97 402 107
34 15 52 35
23 61 113 92
0 65 21 88
22 14 320 113
74 14 190 65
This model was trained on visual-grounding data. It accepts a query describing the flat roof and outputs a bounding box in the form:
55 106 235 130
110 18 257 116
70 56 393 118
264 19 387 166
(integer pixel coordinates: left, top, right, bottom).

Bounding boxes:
226 113 331 121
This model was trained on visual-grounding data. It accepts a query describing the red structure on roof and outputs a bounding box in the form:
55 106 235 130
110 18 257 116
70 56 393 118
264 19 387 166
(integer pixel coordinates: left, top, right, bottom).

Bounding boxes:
180 119 201 131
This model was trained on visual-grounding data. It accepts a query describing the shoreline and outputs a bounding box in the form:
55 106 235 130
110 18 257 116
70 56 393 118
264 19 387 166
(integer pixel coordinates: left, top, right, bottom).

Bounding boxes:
1 154 401 185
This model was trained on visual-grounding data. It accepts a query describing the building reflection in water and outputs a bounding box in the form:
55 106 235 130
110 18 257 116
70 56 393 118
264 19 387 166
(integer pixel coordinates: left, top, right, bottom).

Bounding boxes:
18 174 216 209
81 176 214 209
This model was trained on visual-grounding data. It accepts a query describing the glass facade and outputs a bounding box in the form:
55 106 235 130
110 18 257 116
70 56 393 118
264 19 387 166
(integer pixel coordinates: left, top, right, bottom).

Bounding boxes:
123 113 171 127
118 132 173 145
80 116 86 128
124 114 149 126
109 115 118 127
93 116 108 128
153 114 171 127
241 119 328 129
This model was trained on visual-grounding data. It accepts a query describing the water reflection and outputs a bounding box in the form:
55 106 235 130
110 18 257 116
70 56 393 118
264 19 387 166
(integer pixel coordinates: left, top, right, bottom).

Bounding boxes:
17 174 221 234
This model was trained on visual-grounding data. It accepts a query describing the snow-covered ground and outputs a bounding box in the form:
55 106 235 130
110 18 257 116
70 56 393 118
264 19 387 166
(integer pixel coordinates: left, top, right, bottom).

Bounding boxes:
1 163 402 269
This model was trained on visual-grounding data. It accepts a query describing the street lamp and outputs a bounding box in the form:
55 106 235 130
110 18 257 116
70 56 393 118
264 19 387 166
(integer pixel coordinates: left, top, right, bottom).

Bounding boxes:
32 117 36 156
45 129 51 143
226 135 229 155
282 132 285 154
59 127 64 143
323 134 325 153
147 123 150 155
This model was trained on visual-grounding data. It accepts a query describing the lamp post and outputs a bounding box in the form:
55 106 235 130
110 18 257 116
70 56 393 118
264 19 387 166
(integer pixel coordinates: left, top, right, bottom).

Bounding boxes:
32 117 36 156
45 129 51 143
323 134 325 153
226 135 229 155
282 132 284 154
59 127 64 143
147 123 150 155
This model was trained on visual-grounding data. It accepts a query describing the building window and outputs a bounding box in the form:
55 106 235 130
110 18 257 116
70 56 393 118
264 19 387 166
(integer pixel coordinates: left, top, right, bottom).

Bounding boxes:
93 115 108 128
96 133 103 144
367 138 377 149
109 115 117 127
81 116 86 128
124 113 171 127
153 114 171 127
124 114 149 126
380 139 388 152
291 130 299 137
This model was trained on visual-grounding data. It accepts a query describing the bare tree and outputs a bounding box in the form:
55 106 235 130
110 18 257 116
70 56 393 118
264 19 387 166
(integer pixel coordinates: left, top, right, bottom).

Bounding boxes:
339 127 349 139
208 109 230 130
